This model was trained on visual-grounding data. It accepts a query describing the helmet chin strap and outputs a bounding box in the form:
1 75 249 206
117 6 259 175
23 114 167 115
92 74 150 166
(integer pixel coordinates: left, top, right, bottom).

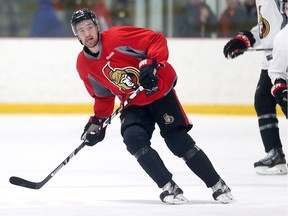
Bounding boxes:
78 36 83 45
94 32 100 47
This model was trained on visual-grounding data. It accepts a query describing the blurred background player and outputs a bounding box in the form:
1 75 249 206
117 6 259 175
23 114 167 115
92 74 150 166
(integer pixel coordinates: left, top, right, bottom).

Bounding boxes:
223 0 288 175
241 0 257 30
83 0 112 31
175 0 218 37
31 0 68 37
219 0 257 37
219 0 247 37
268 0 288 118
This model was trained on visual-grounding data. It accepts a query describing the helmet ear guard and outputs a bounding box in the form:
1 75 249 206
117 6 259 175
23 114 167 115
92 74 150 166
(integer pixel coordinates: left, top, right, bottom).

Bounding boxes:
70 8 99 36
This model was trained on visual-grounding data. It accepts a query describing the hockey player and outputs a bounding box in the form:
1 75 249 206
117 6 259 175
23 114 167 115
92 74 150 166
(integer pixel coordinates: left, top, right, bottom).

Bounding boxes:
268 1 288 118
71 8 235 204
223 0 288 175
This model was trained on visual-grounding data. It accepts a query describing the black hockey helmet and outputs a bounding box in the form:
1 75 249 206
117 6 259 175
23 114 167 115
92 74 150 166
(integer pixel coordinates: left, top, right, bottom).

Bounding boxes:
70 8 98 36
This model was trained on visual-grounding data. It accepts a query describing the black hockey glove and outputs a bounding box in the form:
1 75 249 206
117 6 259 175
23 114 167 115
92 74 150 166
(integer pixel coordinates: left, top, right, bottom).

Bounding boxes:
139 58 159 90
271 78 288 115
81 116 106 146
223 31 256 59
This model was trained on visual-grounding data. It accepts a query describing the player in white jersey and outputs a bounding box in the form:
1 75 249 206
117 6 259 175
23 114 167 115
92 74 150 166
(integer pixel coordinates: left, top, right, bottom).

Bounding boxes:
223 0 288 175
268 1 288 118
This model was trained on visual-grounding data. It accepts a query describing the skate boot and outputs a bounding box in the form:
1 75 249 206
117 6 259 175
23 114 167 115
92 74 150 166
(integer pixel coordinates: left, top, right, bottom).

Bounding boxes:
254 148 288 175
212 179 235 204
160 180 188 204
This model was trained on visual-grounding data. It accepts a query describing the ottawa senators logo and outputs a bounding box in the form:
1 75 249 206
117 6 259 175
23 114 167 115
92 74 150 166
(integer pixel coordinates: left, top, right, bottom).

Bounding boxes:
103 62 140 93
163 113 174 125
258 6 270 39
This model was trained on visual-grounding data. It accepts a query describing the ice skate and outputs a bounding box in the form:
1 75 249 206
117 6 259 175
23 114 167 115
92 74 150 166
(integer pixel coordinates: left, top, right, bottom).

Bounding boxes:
212 179 235 204
160 180 188 205
254 148 288 175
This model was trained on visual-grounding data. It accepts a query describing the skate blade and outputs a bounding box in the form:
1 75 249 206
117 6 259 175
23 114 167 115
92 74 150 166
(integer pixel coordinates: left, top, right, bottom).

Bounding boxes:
215 192 236 204
255 164 288 175
162 194 189 205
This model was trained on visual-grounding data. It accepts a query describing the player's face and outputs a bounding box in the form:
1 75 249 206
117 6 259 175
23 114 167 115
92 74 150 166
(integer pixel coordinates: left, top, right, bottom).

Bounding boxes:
76 20 99 49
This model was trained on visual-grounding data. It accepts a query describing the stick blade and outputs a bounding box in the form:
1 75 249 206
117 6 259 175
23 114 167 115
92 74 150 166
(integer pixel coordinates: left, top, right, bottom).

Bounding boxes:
9 176 42 189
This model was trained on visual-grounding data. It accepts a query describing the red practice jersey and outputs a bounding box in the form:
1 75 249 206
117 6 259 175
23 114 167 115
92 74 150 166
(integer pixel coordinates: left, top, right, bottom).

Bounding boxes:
76 26 178 118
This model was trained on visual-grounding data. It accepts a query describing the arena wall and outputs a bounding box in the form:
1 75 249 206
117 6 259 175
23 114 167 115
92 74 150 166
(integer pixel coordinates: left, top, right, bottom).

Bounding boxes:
1 38 274 115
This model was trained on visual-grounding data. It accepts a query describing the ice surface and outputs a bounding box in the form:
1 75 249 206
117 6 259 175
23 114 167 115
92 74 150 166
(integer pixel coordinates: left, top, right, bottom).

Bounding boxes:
0 114 287 216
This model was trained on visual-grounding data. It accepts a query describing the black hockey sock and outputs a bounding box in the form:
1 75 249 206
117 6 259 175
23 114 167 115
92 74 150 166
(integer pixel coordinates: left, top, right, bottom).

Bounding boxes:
258 116 282 152
260 128 282 152
185 149 220 188
137 147 173 188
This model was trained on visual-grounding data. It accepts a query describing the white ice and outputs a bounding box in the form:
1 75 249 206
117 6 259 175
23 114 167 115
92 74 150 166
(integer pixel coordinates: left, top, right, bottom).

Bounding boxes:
0 114 287 216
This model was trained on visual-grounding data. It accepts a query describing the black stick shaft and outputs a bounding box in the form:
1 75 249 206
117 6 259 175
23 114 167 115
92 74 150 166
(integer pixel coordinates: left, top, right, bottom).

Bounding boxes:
241 48 273 52
9 86 144 189
9 142 85 189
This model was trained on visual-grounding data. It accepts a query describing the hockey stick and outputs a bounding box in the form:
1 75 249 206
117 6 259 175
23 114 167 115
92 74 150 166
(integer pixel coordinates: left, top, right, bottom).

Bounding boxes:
240 48 273 52
9 86 144 189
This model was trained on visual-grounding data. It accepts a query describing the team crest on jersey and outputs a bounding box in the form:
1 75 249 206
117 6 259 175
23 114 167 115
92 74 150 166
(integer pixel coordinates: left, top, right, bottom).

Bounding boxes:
258 6 270 39
103 62 140 93
163 113 174 125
